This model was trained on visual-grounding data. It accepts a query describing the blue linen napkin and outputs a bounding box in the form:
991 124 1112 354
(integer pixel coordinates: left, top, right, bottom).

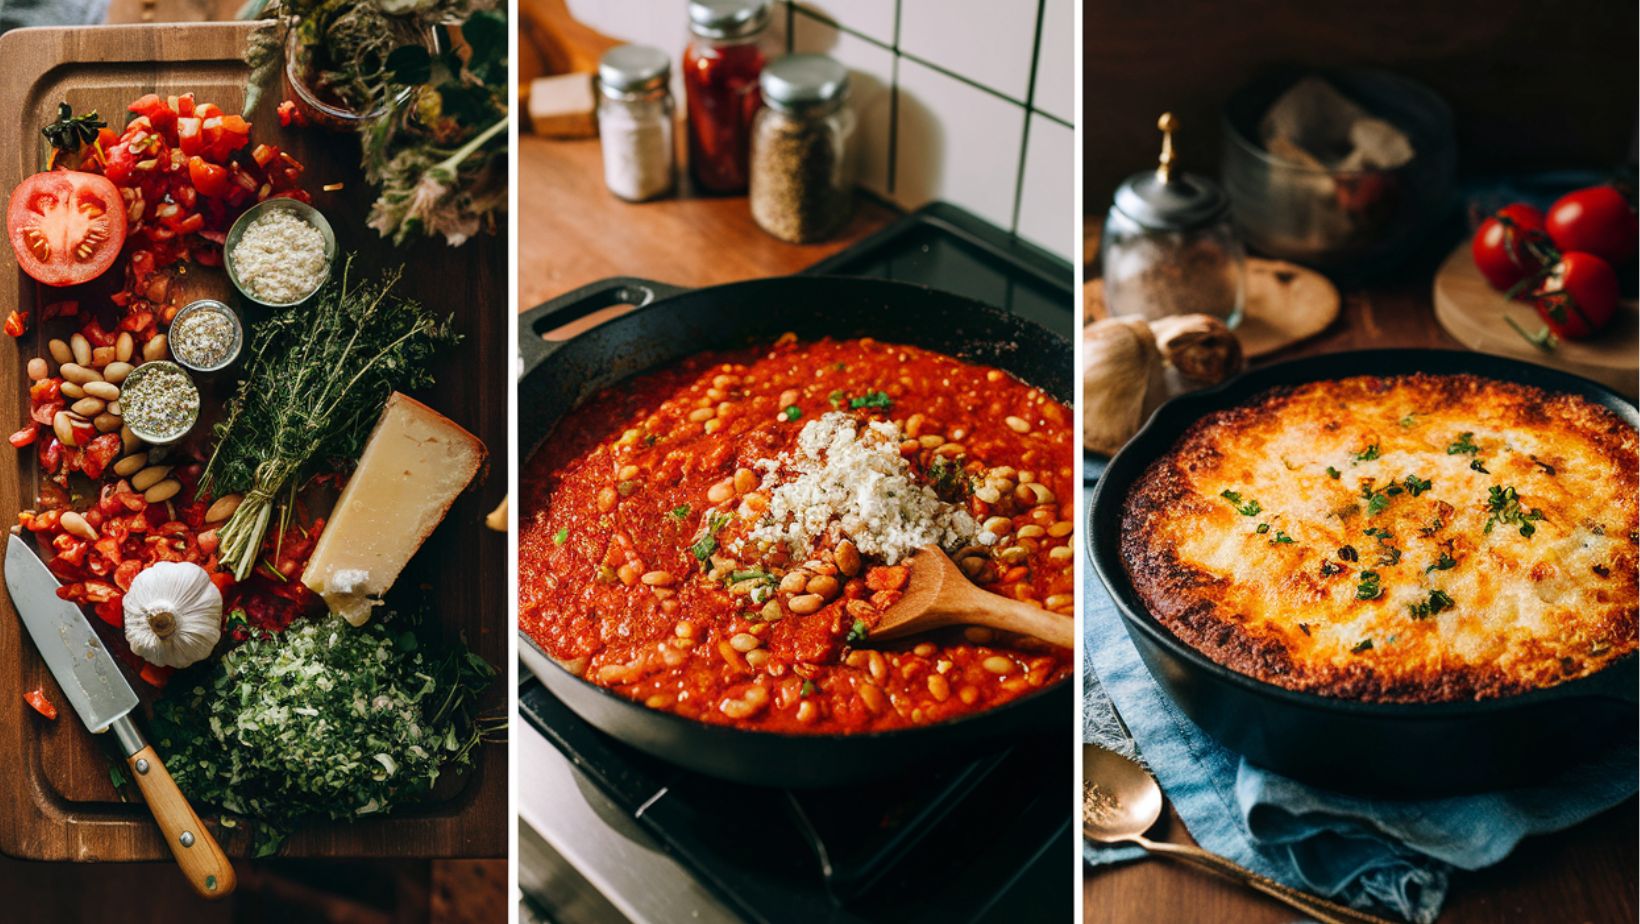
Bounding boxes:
0 0 109 32
1081 547 1638 924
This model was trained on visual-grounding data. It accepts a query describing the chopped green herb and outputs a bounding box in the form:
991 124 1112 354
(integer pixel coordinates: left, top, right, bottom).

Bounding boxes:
1470 459 1489 474
1363 526 1393 539
1256 523 1271 534
1447 432 1479 456
1365 491 1393 516
668 504 692 522
1352 638 1374 654
1326 466 1342 480
552 527 568 545
1529 456 1557 476
1426 552 1456 574
1271 529 1294 544
801 679 818 697
1409 589 1455 620
690 513 730 561
109 763 129 790
1484 485 1544 538
1355 570 1382 600
1354 444 1381 462
782 405 802 421
1402 474 1432 496
846 619 868 643
1220 489 1262 517
1399 414 1420 428
42 101 107 158
850 390 892 410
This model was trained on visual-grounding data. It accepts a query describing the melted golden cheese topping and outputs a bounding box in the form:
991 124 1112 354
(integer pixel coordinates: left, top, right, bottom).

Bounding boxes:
1121 374 1638 702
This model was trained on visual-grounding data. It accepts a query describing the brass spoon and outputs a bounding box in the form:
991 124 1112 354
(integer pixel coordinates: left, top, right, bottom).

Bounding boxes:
866 546 1075 649
1082 743 1396 924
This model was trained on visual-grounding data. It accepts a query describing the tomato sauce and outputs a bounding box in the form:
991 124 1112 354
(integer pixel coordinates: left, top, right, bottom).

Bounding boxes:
520 336 1075 734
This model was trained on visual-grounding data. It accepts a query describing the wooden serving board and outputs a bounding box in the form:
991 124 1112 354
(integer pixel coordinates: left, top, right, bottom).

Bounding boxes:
0 23 507 860
1433 242 1639 398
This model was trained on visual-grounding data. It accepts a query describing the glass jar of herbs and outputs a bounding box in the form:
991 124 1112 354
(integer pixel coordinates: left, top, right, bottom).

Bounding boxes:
749 54 855 243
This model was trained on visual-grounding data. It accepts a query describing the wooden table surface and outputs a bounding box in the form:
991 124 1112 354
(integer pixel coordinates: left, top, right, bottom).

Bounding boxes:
516 134 898 311
1082 219 1640 923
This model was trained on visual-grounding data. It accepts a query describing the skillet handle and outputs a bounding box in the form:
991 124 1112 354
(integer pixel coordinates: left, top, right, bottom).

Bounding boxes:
517 277 689 373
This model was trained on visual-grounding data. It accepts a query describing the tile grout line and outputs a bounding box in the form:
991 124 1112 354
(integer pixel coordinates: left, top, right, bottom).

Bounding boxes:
887 0 901 195
1011 0 1049 234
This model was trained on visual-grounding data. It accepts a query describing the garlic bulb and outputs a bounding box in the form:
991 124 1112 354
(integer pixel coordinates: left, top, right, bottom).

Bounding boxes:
1083 317 1165 456
1150 314 1245 385
123 561 223 669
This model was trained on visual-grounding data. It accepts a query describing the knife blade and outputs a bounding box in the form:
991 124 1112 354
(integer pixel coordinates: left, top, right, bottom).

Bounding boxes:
5 533 138 733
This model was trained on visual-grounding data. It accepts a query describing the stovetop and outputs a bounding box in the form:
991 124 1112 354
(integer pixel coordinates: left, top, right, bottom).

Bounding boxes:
518 202 1075 924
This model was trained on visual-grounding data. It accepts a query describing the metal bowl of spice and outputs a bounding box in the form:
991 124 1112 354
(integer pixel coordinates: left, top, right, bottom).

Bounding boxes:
225 198 337 308
169 299 243 373
119 361 201 446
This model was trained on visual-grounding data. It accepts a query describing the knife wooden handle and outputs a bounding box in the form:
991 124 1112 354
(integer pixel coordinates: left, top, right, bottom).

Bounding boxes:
127 745 237 900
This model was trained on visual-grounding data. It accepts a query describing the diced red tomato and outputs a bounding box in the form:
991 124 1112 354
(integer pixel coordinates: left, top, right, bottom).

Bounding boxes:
23 688 56 720
79 433 122 479
4 310 27 337
187 156 231 199
9 427 37 448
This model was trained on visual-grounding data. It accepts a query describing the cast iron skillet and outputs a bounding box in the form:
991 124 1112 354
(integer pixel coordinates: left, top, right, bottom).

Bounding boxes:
518 275 1073 787
1087 349 1639 797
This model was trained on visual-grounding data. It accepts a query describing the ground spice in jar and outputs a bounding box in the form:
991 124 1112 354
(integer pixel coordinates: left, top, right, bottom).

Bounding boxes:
120 361 200 443
748 55 854 244
170 301 241 371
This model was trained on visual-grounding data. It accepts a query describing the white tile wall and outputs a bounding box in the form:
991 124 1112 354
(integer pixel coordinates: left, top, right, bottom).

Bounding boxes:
566 0 1075 261
1032 0 1073 124
791 15 896 198
898 0 1039 103
1016 113 1074 253
894 57 1026 231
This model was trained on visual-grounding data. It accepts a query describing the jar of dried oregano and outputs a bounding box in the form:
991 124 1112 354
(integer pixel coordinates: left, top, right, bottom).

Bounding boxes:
749 54 855 243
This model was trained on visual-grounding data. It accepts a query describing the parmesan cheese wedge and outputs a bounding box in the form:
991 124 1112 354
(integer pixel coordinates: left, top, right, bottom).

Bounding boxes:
301 393 487 626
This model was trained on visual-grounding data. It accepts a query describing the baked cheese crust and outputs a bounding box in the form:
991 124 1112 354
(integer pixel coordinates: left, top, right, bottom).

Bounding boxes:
1121 373 1638 702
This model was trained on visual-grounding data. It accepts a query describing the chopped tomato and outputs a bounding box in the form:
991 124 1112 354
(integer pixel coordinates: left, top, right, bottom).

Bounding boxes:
187 156 230 199
9 427 37 448
79 433 121 479
4 310 26 337
23 688 57 720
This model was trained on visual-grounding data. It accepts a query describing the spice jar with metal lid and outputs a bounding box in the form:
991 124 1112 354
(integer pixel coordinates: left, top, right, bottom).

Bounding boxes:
684 0 773 193
749 54 855 244
1101 113 1246 327
596 45 676 202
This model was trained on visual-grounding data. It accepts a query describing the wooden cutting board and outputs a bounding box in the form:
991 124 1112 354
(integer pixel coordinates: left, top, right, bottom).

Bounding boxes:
1433 242 1638 398
0 23 507 861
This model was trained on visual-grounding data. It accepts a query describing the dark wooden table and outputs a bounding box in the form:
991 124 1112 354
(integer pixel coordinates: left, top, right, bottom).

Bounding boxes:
1081 219 1640 924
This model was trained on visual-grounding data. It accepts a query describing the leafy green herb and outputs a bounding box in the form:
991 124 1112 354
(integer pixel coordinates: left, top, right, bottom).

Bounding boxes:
1402 474 1432 496
1409 589 1455 620
1325 466 1342 480
801 679 818 697
1352 638 1374 654
201 260 460 580
1363 527 1393 540
782 405 802 421
668 504 692 522
1256 523 1270 534
1221 490 1262 517
850 390 892 410
1447 432 1479 456
827 389 847 408
1426 552 1456 574
1484 485 1544 538
690 513 730 561
1271 529 1294 544
154 613 497 856
552 527 568 545
1365 490 1393 515
42 101 106 159
1355 570 1382 600
847 619 868 643
926 457 968 500
109 763 129 791
1354 444 1381 462
1469 459 1489 474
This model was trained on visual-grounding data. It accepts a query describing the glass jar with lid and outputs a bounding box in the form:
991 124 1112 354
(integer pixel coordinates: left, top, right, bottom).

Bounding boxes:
749 54 855 243
684 0 773 193
1101 113 1246 326
596 45 676 202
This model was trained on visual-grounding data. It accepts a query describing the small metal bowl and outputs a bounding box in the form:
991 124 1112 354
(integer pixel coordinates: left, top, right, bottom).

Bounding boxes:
119 360 201 446
224 198 337 308
169 299 243 374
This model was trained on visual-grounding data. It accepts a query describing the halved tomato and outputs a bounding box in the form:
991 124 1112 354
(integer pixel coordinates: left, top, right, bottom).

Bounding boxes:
7 171 128 286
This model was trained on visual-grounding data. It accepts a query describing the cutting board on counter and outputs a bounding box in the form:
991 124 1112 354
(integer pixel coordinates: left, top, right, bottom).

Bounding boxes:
1433 242 1638 398
0 23 507 861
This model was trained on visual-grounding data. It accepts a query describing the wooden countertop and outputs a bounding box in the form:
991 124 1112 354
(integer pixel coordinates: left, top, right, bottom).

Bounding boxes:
517 133 899 311
1082 218 1640 924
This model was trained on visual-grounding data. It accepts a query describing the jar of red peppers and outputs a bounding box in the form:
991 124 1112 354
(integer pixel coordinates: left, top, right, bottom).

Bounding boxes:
684 0 773 193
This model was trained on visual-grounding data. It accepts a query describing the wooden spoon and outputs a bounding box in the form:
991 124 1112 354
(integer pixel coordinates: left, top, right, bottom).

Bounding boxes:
866 546 1075 649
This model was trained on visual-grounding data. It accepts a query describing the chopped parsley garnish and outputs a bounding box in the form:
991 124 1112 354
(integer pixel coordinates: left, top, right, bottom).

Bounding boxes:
690 513 730 561
827 389 847 408
850 390 892 410
1319 561 1342 576
1363 526 1393 539
1256 523 1270 534
782 405 802 421
846 619 869 643
1484 485 1544 538
1399 414 1420 428
1271 529 1294 544
1447 432 1479 456
1409 589 1455 620
1220 490 1262 516
1470 459 1489 474
1354 444 1381 462
1529 456 1557 476
1426 552 1457 574
801 679 818 697
1326 466 1342 480
552 527 568 545
1352 638 1374 654
1402 474 1432 496
668 503 692 522
1355 570 1382 600
1365 490 1393 515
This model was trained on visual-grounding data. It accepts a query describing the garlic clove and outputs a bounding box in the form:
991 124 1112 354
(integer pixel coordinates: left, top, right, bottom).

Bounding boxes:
1082 317 1166 456
1150 313 1245 385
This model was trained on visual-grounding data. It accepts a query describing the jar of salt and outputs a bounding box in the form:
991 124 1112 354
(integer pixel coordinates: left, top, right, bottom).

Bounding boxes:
1101 113 1245 327
748 54 855 243
597 45 676 202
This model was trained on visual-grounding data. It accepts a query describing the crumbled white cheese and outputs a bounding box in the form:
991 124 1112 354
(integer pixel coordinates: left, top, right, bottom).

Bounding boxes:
748 412 977 565
231 209 328 303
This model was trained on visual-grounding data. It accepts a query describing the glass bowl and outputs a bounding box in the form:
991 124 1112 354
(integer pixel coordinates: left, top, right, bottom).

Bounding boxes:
224 197 337 308
281 19 424 131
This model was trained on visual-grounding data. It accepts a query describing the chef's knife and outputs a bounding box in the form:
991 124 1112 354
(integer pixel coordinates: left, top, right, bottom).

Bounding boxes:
5 534 235 899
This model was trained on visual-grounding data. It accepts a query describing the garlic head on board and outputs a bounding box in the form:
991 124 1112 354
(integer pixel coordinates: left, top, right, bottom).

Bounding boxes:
123 561 223 669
